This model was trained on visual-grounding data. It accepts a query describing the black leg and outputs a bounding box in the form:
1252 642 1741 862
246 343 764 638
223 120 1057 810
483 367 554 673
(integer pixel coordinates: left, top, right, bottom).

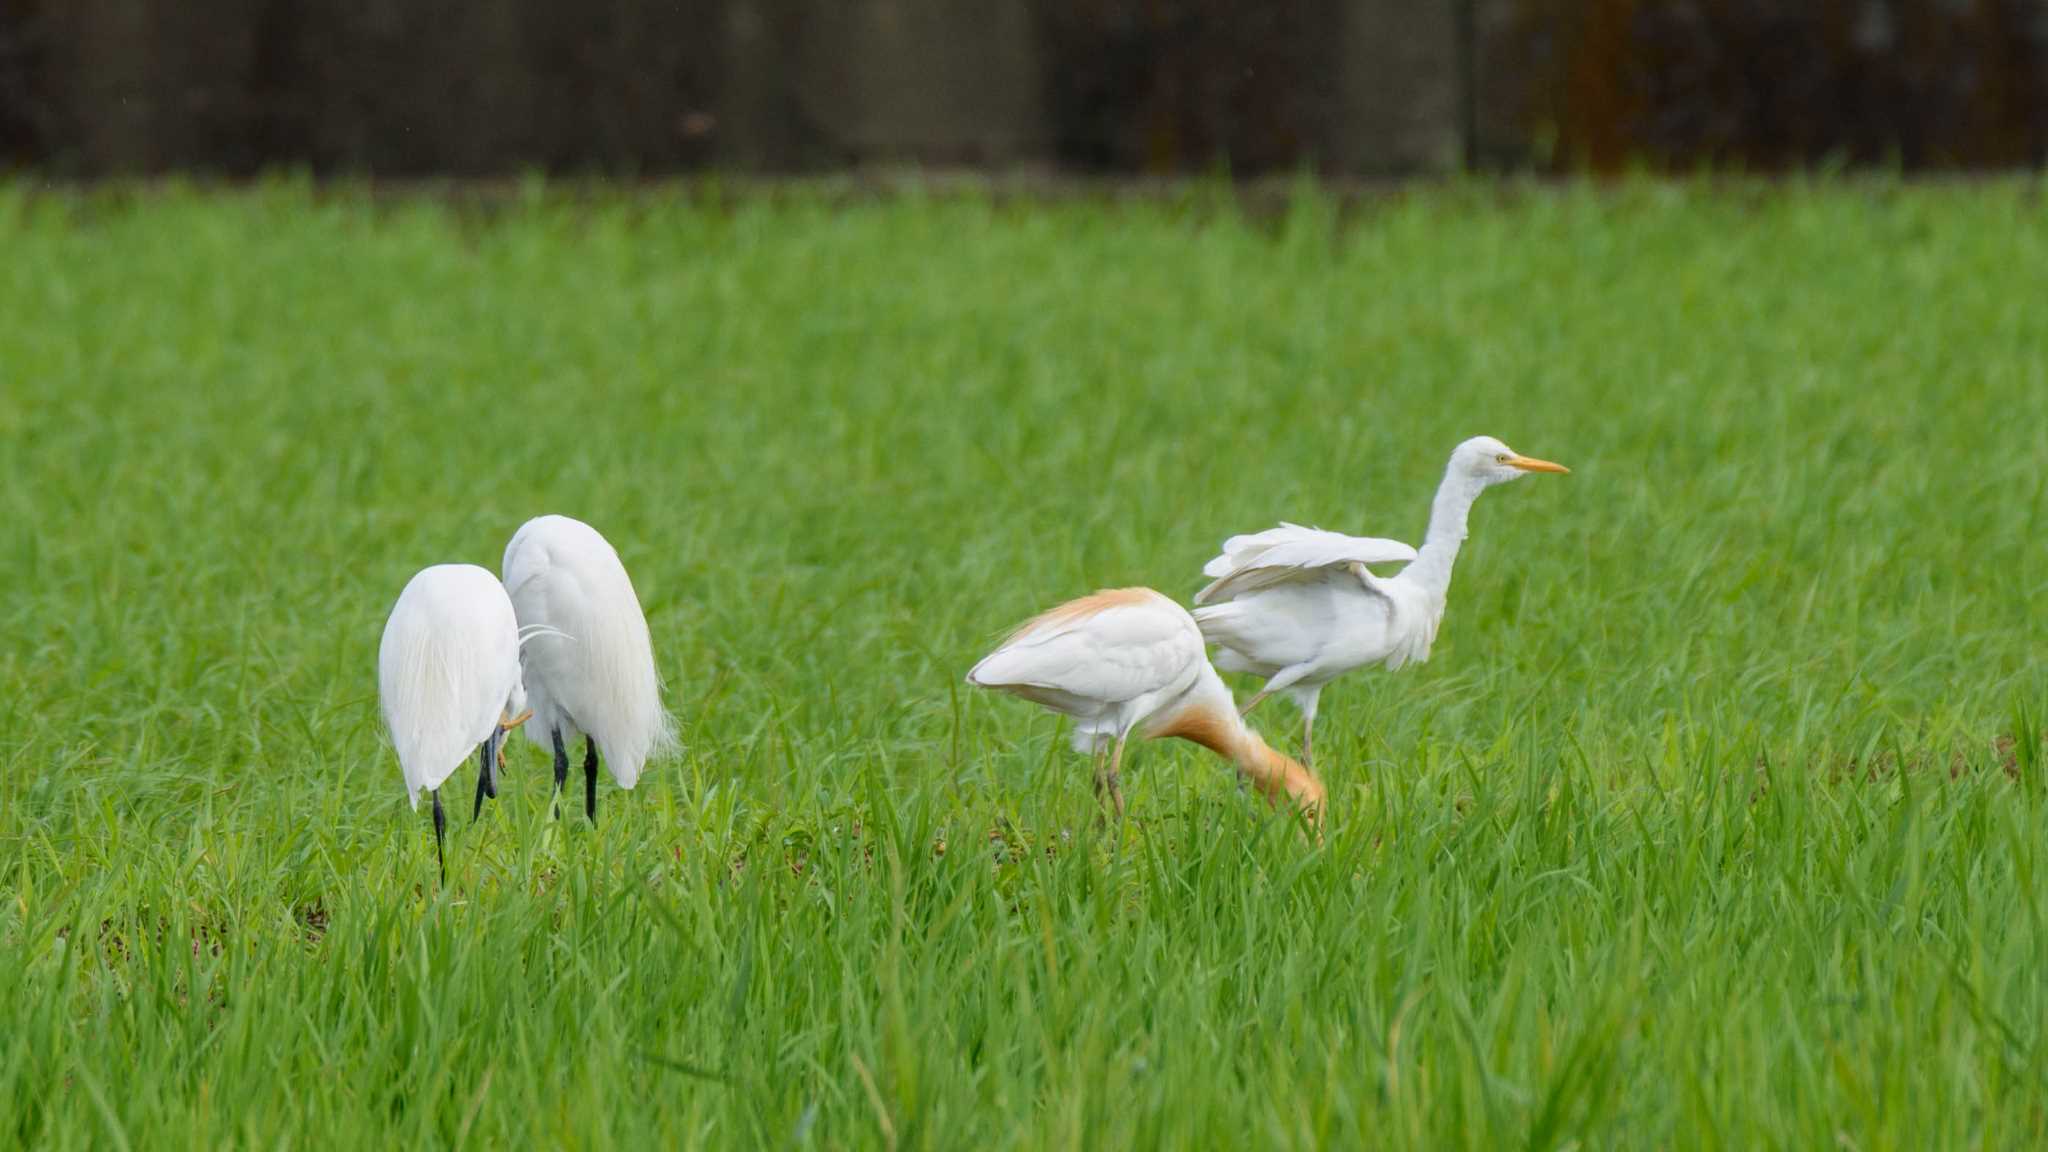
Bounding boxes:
583 737 599 825
472 734 494 822
432 789 446 884
551 727 569 820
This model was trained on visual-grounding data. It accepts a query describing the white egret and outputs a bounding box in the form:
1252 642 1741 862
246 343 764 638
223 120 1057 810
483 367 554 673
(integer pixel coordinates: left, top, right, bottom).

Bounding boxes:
967 587 1325 822
378 564 532 880
1193 436 1568 765
502 515 674 824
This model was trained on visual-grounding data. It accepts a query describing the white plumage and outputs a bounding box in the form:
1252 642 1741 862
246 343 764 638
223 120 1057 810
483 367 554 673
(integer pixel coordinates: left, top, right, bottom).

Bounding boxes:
502 515 674 821
1194 436 1568 765
968 587 1324 821
378 564 525 808
1196 523 1417 602
378 563 528 879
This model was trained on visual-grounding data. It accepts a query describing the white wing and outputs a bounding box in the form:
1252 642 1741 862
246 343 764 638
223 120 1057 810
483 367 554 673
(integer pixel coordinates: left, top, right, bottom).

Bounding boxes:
503 515 674 788
1194 523 1416 605
378 564 523 808
967 588 1204 715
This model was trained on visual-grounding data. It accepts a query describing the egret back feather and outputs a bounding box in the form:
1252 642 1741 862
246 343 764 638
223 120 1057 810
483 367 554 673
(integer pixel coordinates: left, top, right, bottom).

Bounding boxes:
503 515 676 789
1194 523 1416 605
377 564 524 809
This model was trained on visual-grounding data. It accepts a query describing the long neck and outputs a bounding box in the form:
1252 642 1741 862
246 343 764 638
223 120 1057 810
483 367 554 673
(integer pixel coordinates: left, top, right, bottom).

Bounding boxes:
1401 466 1487 602
1155 675 1326 823
1228 728 1326 824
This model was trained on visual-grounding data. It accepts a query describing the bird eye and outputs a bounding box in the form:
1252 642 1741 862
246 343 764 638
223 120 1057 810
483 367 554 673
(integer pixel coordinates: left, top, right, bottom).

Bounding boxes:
1496 454 1510 463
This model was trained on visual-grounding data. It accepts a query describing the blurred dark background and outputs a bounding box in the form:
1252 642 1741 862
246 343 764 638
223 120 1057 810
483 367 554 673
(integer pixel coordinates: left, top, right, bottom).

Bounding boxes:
1 0 2044 178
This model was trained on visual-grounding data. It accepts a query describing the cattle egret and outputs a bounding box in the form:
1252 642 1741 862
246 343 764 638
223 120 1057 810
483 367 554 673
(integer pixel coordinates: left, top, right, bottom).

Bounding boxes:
968 587 1325 822
502 515 674 824
1193 436 1568 765
378 564 532 880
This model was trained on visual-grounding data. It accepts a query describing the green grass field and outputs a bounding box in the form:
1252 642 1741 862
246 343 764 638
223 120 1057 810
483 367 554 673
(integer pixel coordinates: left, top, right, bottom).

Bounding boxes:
2 179 2045 1148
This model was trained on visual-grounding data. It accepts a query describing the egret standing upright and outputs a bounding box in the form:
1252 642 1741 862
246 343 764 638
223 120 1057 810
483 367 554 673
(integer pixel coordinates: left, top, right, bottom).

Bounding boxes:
502 515 674 823
378 564 532 881
1193 436 1568 765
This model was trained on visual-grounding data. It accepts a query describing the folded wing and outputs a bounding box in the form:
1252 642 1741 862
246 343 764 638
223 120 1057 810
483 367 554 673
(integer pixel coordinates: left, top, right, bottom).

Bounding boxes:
967 587 1203 713
378 564 523 808
502 515 674 788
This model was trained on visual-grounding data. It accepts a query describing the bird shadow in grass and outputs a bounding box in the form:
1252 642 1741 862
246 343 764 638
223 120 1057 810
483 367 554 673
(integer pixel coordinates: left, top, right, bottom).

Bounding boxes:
633 1049 731 1084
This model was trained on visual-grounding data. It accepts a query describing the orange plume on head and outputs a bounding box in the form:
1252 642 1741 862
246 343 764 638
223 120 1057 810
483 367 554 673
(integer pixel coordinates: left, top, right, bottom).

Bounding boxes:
1238 732 1326 828
1154 703 1326 830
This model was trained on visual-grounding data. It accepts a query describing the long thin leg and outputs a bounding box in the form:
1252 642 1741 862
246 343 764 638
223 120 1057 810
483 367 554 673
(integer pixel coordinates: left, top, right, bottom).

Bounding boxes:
1244 664 1313 718
1297 687 1321 770
432 789 447 884
583 737 600 825
472 732 498 822
1106 735 1128 821
550 727 569 820
1090 745 1108 812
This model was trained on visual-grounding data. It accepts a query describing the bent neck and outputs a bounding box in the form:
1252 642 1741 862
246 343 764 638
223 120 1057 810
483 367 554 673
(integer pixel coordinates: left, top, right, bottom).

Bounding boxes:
1154 681 1325 819
1403 467 1487 602
1229 729 1326 820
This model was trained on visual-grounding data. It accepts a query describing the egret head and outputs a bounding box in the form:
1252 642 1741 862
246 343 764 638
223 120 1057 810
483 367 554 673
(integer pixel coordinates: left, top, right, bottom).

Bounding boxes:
1453 436 1569 486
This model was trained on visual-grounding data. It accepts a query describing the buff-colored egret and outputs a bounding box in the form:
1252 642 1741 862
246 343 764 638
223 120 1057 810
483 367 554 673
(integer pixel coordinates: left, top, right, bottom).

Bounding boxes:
378 564 533 881
502 515 674 824
968 587 1325 822
1193 436 1568 765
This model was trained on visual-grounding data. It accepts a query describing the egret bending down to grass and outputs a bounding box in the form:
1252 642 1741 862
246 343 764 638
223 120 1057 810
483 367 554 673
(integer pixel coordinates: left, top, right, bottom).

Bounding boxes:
968 587 1325 823
378 564 532 881
1194 436 1568 766
503 515 674 824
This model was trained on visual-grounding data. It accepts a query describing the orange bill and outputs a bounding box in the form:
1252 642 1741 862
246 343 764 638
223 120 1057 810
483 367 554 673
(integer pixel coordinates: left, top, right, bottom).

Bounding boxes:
1507 454 1569 474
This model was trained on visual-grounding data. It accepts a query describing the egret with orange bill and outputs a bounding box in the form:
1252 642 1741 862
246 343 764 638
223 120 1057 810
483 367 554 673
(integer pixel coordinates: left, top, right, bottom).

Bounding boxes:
1194 436 1569 765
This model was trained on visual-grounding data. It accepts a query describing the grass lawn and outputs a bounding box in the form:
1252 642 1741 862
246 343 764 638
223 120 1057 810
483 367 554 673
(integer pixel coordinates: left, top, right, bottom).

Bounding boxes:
1 179 2045 1148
